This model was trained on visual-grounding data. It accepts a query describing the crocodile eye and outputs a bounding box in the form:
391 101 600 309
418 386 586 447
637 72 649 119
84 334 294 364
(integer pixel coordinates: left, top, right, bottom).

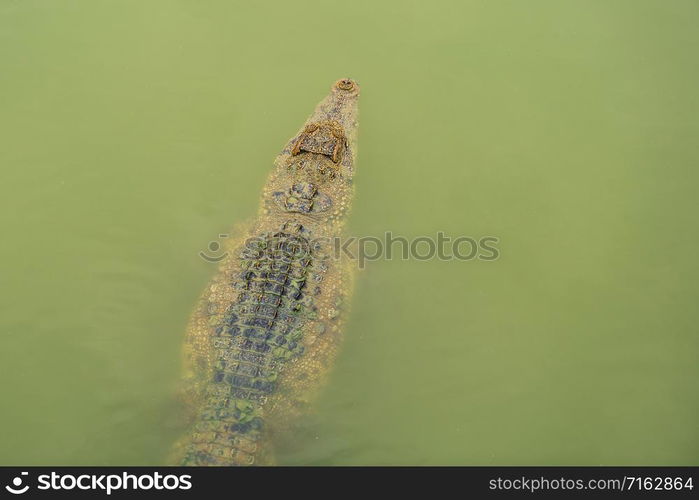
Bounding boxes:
291 120 346 163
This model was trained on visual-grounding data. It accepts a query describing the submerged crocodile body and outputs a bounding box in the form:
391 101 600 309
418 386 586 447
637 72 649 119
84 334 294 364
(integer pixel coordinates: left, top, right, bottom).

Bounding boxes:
170 79 360 465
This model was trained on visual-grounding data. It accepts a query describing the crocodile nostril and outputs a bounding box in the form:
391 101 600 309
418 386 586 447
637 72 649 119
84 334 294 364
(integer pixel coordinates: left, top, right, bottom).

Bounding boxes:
336 79 355 91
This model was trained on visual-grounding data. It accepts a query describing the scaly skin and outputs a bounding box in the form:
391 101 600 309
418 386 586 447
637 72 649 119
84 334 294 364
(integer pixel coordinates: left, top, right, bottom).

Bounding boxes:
170 79 360 465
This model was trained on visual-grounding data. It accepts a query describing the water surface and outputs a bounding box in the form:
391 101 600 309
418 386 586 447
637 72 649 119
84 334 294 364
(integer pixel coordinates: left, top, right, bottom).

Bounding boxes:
1 0 697 464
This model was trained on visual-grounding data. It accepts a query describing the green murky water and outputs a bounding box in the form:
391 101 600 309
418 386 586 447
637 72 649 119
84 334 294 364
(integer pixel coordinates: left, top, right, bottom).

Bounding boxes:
1 0 697 465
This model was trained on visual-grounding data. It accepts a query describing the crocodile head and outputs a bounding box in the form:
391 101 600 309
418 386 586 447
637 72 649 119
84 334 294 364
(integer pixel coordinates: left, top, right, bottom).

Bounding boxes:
279 78 359 181
268 79 360 221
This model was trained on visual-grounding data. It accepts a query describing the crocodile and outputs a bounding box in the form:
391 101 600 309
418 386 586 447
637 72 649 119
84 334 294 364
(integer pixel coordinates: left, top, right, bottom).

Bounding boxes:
170 78 360 465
